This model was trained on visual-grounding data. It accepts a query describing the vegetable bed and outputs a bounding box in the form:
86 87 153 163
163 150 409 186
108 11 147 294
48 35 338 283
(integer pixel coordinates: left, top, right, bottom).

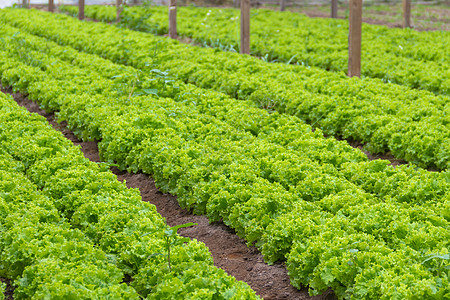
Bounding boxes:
62 5 450 95
8 8 450 170
0 10 449 299
0 92 257 299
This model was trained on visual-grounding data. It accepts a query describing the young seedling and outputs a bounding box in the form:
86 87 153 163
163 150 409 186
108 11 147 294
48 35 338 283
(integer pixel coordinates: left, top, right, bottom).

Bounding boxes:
163 222 197 272
143 222 197 272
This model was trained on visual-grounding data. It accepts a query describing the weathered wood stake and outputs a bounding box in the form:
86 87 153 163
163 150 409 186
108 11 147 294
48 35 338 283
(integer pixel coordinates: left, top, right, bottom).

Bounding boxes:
280 0 286 11
168 0 177 39
116 0 122 22
348 0 362 77
79 0 85 20
403 0 411 28
49 0 54 12
331 0 338 18
240 0 250 54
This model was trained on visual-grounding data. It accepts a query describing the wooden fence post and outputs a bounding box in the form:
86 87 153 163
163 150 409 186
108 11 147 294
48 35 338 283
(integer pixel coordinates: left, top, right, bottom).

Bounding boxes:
403 0 411 28
331 0 338 18
49 0 54 12
280 0 286 11
240 0 250 54
116 0 122 22
168 0 177 39
348 0 361 77
79 0 85 20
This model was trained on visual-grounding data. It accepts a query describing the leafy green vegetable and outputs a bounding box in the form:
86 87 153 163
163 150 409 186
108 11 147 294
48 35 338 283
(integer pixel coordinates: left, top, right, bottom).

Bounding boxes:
0 92 259 299
4 8 449 169
0 281 5 300
0 12 449 299
61 4 450 96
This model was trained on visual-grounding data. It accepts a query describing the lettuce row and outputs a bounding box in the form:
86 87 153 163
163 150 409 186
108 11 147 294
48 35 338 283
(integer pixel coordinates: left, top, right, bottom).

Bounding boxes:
60 5 450 95
7 24 445 211
2 8 449 169
0 24 449 299
0 94 139 298
0 23 366 168
0 93 259 299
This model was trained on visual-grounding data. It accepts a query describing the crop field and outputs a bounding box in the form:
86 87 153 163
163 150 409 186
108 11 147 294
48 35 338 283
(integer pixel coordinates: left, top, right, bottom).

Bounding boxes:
0 4 449 300
12 7 450 169
0 87 258 298
61 5 450 95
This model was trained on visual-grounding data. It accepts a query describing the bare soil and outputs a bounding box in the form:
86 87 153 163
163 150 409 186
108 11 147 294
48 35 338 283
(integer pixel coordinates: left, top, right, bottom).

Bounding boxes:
1 86 336 299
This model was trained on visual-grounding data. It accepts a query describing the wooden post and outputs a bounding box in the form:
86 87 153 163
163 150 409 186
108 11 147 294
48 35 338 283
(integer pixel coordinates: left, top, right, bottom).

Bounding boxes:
240 0 250 54
168 0 177 39
402 0 411 28
116 0 122 22
280 0 286 11
331 0 338 18
49 0 54 12
79 0 85 20
22 0 27 8
348 0 361 77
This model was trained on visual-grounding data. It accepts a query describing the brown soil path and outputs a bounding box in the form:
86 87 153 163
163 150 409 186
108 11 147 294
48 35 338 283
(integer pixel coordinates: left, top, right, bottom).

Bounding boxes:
0 86 335 299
